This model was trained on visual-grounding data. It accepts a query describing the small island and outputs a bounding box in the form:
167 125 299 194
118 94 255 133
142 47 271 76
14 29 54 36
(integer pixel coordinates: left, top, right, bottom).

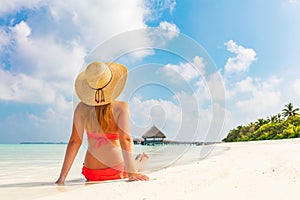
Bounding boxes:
20 142 67 144
223 102 300 142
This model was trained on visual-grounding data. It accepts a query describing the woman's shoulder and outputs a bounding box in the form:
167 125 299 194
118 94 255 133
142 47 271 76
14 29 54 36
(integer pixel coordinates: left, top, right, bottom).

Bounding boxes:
74 102 92 115
113 100 128 107
112 101 129 113
75 101 88 110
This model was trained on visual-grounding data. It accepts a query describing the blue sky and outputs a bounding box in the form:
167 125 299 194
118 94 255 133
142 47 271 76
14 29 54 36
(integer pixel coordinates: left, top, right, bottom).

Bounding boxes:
0 0 300 143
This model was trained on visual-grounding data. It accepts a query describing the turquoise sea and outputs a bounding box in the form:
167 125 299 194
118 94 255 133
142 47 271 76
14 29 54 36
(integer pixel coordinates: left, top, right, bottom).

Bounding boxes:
0 143 217 200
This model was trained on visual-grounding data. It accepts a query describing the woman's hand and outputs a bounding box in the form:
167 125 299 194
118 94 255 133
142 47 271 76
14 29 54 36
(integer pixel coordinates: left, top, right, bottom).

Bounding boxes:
128 173 149 181
55 177 65 185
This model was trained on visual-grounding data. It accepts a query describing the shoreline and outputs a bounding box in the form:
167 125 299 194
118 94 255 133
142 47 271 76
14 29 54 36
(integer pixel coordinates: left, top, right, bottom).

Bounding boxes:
1 138 300 200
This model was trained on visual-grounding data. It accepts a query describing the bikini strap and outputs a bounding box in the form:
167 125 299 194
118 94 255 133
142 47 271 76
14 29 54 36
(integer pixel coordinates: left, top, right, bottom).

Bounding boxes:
86 132 119 148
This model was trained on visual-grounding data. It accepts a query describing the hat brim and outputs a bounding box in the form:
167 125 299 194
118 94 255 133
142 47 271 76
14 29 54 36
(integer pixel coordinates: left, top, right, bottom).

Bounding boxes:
75 62 128 106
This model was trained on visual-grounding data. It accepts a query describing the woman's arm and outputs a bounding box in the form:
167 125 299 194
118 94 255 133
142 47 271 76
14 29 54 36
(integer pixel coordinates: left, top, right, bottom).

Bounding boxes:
117 102 149 181
55 104 84 185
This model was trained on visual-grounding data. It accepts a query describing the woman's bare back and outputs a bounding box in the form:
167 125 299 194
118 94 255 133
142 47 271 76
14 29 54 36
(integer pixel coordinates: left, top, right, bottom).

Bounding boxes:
76 101 127 169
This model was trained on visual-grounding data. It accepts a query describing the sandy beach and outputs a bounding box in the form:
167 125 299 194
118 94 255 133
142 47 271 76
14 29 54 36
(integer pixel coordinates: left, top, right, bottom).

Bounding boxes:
1 138 300 200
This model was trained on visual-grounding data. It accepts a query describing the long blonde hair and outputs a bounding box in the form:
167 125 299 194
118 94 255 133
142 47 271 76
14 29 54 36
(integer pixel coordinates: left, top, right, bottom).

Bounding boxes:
85 103 114 133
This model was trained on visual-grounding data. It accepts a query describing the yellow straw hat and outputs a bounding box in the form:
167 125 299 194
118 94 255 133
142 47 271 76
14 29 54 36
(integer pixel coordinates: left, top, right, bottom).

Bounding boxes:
75 62 128 106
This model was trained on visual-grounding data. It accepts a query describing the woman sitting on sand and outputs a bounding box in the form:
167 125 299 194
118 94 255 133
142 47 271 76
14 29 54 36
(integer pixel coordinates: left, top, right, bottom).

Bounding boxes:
56 62 149 184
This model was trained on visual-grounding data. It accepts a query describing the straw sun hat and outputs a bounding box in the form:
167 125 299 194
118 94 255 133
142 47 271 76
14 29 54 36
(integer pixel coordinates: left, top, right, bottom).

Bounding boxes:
75 62 128 106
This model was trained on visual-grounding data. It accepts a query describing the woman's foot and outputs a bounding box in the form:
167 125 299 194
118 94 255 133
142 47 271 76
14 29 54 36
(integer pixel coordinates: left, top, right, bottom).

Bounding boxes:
135 152 149 172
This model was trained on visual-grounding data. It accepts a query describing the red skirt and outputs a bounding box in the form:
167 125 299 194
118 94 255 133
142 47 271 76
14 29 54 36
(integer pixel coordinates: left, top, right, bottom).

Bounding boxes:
82 164 127 181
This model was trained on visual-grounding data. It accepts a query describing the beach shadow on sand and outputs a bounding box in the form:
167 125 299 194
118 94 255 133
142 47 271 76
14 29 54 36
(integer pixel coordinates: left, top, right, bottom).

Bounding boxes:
0 178 86 189
0 177 132 190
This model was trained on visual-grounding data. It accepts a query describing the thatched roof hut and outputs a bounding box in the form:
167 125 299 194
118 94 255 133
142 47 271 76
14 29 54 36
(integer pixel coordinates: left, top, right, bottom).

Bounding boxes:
142 126 166 145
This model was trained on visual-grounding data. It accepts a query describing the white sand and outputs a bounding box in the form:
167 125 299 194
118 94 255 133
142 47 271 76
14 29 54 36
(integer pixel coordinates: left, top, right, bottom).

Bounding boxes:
3 139 300 200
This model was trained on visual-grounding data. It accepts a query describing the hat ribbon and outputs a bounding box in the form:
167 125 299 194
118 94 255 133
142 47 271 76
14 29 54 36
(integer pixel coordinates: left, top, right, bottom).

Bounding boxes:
94 75 113 104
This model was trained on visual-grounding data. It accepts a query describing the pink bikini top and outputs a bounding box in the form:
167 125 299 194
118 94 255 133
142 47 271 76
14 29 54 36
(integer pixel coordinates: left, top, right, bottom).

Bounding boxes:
86 132 119 148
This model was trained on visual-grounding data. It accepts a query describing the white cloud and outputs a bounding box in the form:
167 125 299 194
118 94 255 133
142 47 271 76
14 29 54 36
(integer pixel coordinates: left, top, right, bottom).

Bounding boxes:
10 20 31 39
220 59 284 137
146 21 180 49
27 113 47 127
129 96 181 139
156 56 226 141
236 90 281 113
194 72 226 107
10 21 85 80
224 40 257 74
235 76 281 114
174 91 212 141
194 78 210 103
0 0 43 16
288 0 299 4
43 0 147 48
193 56 206 75
168 0 176 14
0 68 57 103
0 0 161 105
157 21 180 39
128 92 218 142
161 55 225 107
144 0 176 21
162 56 204 83
0 28 10 52
163 63 197 82
206 71 226 102
0 0 183 143
236 76 256 92
0 20 85 105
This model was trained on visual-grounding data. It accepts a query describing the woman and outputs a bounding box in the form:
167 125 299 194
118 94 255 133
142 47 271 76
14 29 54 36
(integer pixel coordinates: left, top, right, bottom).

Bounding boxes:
55 62 149 184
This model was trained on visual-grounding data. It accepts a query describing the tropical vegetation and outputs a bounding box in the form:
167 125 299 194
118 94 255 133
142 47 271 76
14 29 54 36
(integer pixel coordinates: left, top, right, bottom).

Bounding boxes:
222 103 300 142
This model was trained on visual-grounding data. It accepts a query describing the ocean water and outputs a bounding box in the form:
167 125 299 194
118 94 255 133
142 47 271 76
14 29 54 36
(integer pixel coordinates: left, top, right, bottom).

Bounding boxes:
0 143 218 200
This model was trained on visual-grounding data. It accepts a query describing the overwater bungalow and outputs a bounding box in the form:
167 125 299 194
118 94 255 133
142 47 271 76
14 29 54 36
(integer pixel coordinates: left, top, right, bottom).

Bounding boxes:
141 126 166 145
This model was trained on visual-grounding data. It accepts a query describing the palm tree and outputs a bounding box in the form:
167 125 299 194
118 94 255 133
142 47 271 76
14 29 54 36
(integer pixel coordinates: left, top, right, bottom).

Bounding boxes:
268 115 278 123
255 118 268 127
282 103 300 118
277 113 282 122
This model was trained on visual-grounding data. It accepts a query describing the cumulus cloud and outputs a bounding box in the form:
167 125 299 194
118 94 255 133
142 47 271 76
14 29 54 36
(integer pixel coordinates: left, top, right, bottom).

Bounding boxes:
0 1 180 105
0 0 43 16
0 20 85 104
206 71 226 102
43 0 147 48
128 92 216 142
86 21 180 64
144 0 176 21
145 21 180 49
173 91 214 141
129 96 181 139
162 56 204 83
0 68 56 103
220 39 284 136
10 21 85 79
157 21 180 39
161 55 225 105
0 28 10 51
236 90 280 112
235 76 281 114
157 56 226 141
0 0 182 143
224 40 257 74
236 76 256 92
